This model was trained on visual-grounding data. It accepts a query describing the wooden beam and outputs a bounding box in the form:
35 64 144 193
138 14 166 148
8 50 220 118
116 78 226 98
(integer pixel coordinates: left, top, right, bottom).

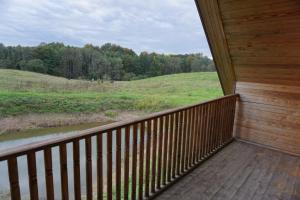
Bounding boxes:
195 0 236 95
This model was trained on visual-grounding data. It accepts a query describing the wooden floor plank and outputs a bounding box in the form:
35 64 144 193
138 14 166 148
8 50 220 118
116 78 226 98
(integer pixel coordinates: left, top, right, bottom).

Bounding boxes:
231 148 281 200
155 141 300 200
262 153 299 200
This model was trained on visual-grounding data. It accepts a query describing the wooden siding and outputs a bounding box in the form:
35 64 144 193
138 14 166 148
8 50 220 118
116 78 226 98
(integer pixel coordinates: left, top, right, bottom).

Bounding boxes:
196 0 300 155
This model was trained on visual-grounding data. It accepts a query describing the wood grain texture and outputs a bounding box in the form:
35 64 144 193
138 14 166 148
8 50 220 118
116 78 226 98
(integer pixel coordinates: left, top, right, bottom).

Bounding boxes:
96 135 103 200
85 137 92 200
195 0 236 95
59 143 69 200
145 120 152 197
124 126 130 200
44 148 54 200
235 81 300 155
196 0 300 155
116 129 122 200
131 124 138 199
27 152 39 200
138 122 145 200
8 157 21 200
155 141 300 200
107 131 113 200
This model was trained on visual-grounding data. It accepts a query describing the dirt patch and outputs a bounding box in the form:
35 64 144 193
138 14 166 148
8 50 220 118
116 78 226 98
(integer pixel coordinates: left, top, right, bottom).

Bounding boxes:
0 111 144 134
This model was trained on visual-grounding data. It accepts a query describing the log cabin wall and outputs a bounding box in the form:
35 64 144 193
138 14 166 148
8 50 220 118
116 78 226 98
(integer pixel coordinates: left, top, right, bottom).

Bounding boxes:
196 0 300 156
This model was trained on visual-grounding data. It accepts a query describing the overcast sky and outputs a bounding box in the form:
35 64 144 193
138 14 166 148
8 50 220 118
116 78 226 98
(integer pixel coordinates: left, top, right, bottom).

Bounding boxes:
0 0 211 56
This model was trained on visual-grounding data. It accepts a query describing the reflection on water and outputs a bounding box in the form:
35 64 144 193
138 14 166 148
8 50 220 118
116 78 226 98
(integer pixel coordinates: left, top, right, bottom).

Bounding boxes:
0 121 120 199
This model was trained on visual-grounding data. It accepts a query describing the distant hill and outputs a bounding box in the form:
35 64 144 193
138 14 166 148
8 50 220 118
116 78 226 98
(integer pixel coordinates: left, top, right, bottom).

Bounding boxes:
0 69 222 118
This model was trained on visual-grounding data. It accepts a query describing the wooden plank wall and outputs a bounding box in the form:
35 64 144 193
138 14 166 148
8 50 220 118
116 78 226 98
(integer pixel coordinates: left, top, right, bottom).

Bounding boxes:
216 0 300 155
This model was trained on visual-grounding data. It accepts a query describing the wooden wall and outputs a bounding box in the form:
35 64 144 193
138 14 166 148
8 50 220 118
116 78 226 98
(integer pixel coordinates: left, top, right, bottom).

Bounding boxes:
196 0 300 155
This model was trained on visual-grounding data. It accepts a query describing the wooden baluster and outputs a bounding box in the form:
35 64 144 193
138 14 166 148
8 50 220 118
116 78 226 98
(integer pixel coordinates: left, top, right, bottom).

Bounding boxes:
226 99 232 142
190 107 195 164
195 106 201 163
220 100 226 146
107 131 113 200
213 101 220 149
184 110 190 170
132 124 138 200
124 126 130 200
223 99 228 141
199 106 206 159
181 110 187 172
116 128 122 200
217 100 223 148
97 134 103 200
44 148 54 200
229 98 237 140
209 103 214 152
194 106 201 164
192 107 198 164
167 114 174 182
162 115 169 185
60 143 69 200
198 106 204 161
204 104 210 156
187 108 193 167
217 100 223 147
218 100 224 146
227 99 232 141
213 101 219 149
151 118 158 193
144 120 151 197
73 140 81 200
27 151 39 200
8 157 21 200
172 112 179 179
157 117 164 189
211 102 217 151
197 106 204 161
85 137 92 200
138 122 145 200
215 101 220 149
209 103 215 154
209 102 215 152
205 104 210 154
176 112 182 175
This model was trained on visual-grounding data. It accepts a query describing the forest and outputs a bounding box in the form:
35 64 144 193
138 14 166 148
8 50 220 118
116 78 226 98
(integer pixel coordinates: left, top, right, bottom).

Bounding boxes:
0 43 215 81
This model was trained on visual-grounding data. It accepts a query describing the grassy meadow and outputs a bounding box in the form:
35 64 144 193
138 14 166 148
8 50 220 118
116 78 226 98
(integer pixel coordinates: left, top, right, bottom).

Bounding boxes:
0 69 222 118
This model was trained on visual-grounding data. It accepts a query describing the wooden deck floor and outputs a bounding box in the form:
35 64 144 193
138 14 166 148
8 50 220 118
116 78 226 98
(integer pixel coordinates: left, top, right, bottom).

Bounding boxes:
156 141 300 200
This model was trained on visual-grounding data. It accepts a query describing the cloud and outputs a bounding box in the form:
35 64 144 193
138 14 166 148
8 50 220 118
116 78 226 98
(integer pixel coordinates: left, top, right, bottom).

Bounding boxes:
0 0 211 56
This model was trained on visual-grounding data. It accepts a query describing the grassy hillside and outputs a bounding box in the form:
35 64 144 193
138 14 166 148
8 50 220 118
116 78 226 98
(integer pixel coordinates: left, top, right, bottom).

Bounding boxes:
0 69 222 117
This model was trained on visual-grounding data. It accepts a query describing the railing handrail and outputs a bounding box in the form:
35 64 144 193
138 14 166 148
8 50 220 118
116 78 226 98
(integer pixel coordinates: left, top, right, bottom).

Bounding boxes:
0 94 238 161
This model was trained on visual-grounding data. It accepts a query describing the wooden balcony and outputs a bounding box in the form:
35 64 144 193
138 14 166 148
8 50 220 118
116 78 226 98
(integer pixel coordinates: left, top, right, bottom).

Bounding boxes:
156 141 300 200
0 95 238 200
1 94 298 200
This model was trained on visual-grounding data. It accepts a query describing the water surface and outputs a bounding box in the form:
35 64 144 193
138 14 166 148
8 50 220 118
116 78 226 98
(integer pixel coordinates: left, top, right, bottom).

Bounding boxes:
0 121 115 199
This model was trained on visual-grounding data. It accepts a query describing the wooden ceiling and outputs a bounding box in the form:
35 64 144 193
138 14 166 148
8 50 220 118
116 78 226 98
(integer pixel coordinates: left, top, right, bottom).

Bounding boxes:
195 0 300 156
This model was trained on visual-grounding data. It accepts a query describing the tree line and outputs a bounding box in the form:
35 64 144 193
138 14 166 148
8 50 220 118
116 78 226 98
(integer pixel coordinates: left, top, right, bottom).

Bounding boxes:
0 42 215 81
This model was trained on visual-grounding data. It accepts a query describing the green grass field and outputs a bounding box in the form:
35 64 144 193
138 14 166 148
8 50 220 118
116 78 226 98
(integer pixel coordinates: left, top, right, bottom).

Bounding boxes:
0 69 222 117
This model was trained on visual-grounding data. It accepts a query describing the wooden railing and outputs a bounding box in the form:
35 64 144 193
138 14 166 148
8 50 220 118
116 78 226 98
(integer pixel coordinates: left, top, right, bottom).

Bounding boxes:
0 94 238 200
